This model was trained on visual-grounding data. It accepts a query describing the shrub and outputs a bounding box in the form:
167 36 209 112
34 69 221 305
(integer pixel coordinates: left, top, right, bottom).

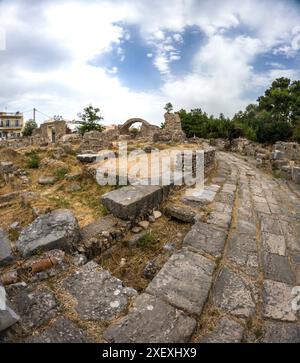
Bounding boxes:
137 232 156 249
26 152 40 168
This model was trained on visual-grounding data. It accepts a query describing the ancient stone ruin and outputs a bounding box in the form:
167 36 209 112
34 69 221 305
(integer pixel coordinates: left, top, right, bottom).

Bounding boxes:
1 112 300 343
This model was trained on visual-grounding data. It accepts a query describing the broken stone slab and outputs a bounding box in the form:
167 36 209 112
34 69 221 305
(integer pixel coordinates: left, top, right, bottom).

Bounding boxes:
0 229 13 266
60 261 137 321
103 293 196 343
16 209 80 257
262 279 297 322
200 317 244 343
183 221 227 258
213 267 256 318
164 204 196 223
262 321 300 343
80 215 124 241
8 286 58 335
260 214 283 235
25 317 93 343
146 248 215 315
0 284 20 333
182 187 216 206
38 176 56 185
77 153 99 163
101 185 165 220
0 191 20 203
272 150 285 160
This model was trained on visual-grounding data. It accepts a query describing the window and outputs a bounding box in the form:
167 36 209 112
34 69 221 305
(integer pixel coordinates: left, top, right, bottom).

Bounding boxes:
6 120 9 127
0 121 3 127
15 120 19 127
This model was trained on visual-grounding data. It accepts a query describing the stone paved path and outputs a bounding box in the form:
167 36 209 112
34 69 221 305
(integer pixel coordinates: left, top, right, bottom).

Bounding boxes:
104 152 300 343
3 151 300 343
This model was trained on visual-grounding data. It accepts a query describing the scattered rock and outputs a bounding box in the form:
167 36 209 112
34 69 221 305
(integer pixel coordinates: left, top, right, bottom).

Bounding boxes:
16 209 80 257
153 210 162 219
138 220 150 230
66 182 81 192
0 229 12 266
132 226 142 233
143 260 157 279
165 204 196 223
38 176 56 185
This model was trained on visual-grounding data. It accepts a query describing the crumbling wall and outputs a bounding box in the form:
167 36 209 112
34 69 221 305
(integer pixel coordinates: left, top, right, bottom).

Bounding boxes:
153 113 186 143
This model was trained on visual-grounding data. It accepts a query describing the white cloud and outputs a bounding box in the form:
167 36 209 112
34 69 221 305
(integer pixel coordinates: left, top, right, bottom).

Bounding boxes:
0 0 300 125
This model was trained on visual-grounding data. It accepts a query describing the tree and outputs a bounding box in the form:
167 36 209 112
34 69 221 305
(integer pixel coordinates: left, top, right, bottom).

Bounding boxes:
23 119 37 137
77 105 105 135
164 102 173 113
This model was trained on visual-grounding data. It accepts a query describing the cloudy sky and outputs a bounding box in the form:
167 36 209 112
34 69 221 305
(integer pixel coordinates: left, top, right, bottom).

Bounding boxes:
0 0 300 125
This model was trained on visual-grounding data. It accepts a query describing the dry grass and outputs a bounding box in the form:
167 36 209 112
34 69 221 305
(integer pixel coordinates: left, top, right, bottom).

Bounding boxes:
98 216 191 292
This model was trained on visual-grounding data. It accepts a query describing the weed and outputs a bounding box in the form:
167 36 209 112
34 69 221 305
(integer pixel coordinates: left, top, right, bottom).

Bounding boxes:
54 167 69 180
137 231 156 249
26 152 40 169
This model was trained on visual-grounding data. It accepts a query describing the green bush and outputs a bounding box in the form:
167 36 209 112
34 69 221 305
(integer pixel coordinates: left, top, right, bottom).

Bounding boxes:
26 152 40 168
137 232 156 249
54 167 69 180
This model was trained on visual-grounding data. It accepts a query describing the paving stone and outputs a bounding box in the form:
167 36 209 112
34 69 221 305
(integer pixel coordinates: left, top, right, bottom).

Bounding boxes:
101 185 165 220
262 321 300 343
226 233 258 276
213 267 256 318
16 209 80 257
25 317 93 343
183 221 227 258
213 202 232 214
262 232 286 256
290 253 300 284
260 214 282 235
268 203 281 214
104 293 196 343
215 192 235 205
279 220 300 252
262 253 295 284
146 249 215 315
200 317 244 343
60 261 137 321
263 280 297 321
207 211 231 229
254 202 271 214
0 228 12 266
235 218 256 235
9 286 58 335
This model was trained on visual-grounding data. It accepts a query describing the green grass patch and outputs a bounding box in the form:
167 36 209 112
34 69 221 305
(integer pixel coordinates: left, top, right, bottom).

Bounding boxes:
137 231 156 249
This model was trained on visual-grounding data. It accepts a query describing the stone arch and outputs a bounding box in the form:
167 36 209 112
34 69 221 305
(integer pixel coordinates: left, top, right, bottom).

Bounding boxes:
119 118 159 138
119 118 153 135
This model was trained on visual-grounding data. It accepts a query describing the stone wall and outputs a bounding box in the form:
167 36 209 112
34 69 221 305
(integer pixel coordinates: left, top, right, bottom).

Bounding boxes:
153 112 186 143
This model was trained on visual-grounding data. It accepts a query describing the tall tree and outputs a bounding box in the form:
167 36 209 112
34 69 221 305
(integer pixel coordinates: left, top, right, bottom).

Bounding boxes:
23 119 37 137
77 105 104 135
